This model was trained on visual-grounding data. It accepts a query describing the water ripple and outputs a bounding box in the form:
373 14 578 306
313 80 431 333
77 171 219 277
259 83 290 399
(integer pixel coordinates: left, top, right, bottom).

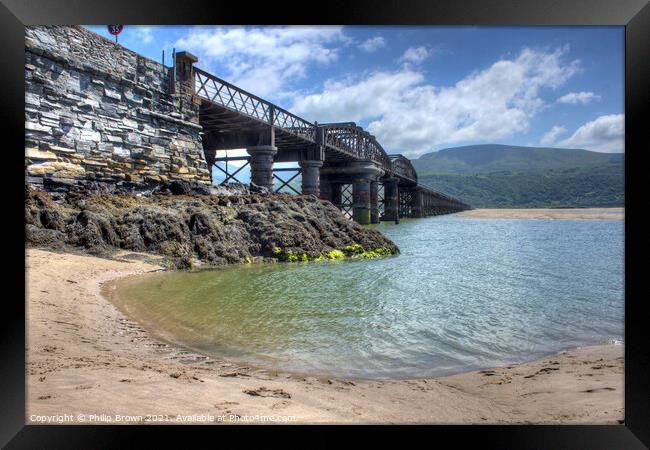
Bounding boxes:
114 216 624 379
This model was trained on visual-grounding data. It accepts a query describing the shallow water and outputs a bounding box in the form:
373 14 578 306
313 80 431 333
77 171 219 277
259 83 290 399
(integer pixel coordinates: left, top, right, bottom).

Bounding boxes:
112 215 624 379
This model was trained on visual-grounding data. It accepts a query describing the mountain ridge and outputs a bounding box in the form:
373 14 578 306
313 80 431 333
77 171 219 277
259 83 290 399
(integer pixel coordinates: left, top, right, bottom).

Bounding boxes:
411 144 624 208
412 144 623 175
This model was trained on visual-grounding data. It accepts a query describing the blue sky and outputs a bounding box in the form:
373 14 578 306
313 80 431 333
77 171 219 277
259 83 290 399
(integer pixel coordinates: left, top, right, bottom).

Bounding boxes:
87 25 624 160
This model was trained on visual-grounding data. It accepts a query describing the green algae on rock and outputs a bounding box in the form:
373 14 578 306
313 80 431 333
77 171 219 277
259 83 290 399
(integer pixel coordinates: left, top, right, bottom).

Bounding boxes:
25 183 399 269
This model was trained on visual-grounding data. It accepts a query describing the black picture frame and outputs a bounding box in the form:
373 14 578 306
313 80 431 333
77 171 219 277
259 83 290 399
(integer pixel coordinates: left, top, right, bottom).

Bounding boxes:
2 0 648 447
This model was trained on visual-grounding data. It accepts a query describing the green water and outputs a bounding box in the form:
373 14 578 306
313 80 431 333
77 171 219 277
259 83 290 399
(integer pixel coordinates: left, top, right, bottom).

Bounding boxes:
111 215 624 379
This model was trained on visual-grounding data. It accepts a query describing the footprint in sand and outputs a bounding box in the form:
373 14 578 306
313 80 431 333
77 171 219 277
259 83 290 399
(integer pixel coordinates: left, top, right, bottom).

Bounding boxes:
243 387 291 399
214 401 239 410
582 387 616 393
271 400 291 410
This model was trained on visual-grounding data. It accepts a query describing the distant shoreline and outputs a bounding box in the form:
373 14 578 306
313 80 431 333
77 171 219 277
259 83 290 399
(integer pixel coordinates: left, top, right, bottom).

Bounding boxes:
26 248 624 424
458 207 624 220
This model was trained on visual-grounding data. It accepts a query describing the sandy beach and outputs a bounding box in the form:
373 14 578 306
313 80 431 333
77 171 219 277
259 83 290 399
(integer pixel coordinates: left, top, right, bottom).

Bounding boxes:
26 249 624 424
458 207 624 220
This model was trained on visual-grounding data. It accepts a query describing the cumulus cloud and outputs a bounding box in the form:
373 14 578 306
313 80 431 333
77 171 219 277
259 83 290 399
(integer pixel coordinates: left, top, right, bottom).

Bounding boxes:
558 114 624 152
132 26 154 45
126 25 154 44
174 26 348 97
291 70 425 123
557 91 601 105
398 46 430 65
358 36 386 52
293 46 581 157
540 125 567 146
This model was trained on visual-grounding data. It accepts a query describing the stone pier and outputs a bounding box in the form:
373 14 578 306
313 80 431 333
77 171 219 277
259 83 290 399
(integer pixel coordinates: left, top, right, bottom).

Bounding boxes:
370 180 380 224
382 177 399 222
320 161 384 225
352 177 371 224
299 160 323 197
247 145 277 190
411 188 423 218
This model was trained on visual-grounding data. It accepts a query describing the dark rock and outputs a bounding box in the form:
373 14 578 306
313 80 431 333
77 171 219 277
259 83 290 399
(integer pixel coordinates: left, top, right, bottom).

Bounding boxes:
25 185 399 270
249 183 270 194
168 180 192 195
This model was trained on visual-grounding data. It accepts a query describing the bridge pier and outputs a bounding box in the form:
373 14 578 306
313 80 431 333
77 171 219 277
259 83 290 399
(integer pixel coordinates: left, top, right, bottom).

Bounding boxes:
370 180 380 224
382 177 399 222
411 188 423 218
319 161 383 225
352 178 371 224
299 160 323 197
247 145 277 191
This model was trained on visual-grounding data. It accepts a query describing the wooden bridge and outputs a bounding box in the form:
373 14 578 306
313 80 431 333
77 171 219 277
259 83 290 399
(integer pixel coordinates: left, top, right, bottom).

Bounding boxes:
179 52 470 224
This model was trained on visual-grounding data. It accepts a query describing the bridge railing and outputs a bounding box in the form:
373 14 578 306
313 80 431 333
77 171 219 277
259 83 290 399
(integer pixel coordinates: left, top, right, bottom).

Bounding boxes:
418 184 470 208
194 68 317 142
389 155 417 183
320 123 392 171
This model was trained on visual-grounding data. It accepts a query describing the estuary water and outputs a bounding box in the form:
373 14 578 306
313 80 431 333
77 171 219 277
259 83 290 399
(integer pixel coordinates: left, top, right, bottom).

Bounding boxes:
112 215 624 379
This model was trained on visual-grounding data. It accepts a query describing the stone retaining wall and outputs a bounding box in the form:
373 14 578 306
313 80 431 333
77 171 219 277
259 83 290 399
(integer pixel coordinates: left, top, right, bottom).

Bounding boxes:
25 26 212 188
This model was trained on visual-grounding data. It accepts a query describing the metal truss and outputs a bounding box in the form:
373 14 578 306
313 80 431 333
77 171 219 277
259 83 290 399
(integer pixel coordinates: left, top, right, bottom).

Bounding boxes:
319 123 392 171
418 184 471 210
377 183 385 216
273 167 302 195
340 184 353 219
389 155 418 184
195 68 316 141
213 156 250 185
399 190 413 218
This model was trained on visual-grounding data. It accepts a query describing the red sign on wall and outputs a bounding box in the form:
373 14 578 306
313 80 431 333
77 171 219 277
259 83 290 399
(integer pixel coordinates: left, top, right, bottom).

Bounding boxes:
107 25 124 36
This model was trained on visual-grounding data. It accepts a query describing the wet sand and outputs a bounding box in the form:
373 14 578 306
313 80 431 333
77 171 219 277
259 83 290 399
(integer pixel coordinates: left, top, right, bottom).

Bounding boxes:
26 249 624 424
458 208 624 220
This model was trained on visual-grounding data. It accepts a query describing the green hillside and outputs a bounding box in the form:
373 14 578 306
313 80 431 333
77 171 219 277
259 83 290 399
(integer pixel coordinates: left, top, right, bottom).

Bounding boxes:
413 145 624 209
413 144 623 175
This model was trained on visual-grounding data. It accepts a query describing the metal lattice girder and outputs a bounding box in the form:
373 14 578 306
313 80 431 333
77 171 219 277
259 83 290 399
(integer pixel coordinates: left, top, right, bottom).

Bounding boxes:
273 168 302 195
195 68 316 142
417 183 471 210
399 190 413 217
214 160 250 185
388 155 418 184
318 122 392 171
340 183 353 219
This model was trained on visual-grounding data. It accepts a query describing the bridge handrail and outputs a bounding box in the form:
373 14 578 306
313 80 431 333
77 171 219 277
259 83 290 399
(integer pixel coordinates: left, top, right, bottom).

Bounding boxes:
418 183 469 207
389 154 417 183
194 67 317 141
320 123 392 170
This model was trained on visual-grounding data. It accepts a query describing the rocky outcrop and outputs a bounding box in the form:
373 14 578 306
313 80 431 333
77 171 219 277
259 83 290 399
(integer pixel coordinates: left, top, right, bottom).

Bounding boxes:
25 183 399 269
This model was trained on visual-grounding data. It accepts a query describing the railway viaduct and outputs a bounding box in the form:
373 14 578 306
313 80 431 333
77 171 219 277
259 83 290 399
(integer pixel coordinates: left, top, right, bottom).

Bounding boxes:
25 26 471 225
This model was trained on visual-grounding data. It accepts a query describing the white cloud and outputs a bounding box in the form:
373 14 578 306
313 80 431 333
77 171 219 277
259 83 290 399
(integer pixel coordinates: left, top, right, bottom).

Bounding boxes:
293 46 581 157
398 46 430 65
540 125 567 146
132 26 154 45
358 36 386 52
557 91 601 105
291 69 425 123
174 26 347 97
558 114 624 152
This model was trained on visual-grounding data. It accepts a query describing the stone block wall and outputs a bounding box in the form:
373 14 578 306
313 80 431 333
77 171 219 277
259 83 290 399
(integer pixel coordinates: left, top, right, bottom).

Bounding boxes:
25 26 212 187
